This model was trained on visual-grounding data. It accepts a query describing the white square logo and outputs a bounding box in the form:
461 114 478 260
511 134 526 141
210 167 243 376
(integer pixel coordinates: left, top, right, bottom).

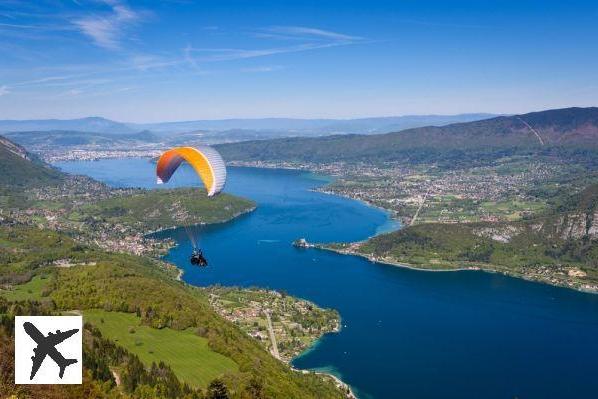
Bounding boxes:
14 316 82 384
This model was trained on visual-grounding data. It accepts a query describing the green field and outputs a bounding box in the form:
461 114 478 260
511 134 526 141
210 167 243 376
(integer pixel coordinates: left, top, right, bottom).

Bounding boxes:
83 310 239 388
480 199 546 220
0 275 47 301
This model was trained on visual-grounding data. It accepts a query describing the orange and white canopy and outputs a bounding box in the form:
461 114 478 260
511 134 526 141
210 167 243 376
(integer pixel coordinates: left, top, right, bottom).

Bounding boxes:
156 146 227 196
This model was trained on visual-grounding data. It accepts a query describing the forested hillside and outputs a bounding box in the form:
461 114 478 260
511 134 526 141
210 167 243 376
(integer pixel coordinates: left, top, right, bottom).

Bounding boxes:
0 227 344 398
345 183 598 291
217 107 598 166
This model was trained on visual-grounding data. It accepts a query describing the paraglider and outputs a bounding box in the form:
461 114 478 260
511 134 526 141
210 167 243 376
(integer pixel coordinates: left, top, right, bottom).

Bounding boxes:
156 146 227 267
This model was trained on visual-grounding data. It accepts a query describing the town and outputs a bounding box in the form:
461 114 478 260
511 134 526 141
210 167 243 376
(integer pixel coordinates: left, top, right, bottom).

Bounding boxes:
206 286 339 363
229 156 579 225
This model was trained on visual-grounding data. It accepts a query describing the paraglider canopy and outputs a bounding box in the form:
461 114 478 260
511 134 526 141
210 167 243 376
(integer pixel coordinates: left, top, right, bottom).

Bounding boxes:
156 146 227 196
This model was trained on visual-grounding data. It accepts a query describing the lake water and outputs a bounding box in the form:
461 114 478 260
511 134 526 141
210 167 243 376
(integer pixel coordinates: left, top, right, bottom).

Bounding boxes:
57 158 598 399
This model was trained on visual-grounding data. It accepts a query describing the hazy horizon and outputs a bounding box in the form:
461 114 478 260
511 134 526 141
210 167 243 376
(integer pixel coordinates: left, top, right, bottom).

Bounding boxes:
0 112 503 125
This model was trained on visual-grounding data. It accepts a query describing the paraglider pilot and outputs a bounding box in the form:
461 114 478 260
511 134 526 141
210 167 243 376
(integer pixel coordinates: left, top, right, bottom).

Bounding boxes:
190 248 208 267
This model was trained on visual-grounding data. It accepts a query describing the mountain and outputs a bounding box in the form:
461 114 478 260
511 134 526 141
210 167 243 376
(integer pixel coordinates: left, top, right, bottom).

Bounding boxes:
0 114 498 150
131 113 497 135
216 107 598 164
0 135 63 188
0 117 134 135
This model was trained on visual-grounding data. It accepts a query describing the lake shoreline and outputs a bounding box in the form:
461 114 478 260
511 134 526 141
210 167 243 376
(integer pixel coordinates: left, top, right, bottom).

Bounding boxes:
239 164 597 296
318 244 598 294
152 212 357 397
145 205 258 236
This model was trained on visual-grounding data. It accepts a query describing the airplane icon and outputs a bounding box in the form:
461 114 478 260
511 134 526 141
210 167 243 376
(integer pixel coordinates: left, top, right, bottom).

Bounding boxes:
23 322 79 380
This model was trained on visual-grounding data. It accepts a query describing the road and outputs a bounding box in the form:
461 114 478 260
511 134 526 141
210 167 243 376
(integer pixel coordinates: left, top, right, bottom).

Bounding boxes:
410 189 430 226
264 310 280 360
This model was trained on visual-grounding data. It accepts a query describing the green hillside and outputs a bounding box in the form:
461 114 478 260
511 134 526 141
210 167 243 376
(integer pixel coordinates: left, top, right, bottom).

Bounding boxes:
80 188 255 231
83 310 239 388
0 226 344 398
0 135 63 189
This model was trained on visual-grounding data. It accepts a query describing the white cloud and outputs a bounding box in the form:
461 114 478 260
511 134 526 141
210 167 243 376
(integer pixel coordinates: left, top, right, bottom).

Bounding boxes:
0 85 9 96
73 0 140 50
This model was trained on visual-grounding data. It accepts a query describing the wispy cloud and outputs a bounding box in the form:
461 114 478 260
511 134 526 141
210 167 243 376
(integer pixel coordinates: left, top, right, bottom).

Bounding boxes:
0 22 37 29
2 16 365 102
56 85 134 98
129 54 181 71
261 26 363 42
73 0 141 50
394 18 488 30
186 43 341 63
14 76 74 86
64 88 83 97
241 65 284 73
186 25 364 64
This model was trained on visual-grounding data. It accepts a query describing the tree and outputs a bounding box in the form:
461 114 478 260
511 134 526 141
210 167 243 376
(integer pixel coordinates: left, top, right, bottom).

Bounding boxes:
207 378 229 399
244 376 265 399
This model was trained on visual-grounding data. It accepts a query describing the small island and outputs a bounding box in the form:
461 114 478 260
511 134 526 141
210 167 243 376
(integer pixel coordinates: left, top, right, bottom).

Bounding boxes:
293 237 314 249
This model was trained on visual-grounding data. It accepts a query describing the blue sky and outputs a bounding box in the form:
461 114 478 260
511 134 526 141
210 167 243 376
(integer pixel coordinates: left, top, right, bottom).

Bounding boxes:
1 0 597 122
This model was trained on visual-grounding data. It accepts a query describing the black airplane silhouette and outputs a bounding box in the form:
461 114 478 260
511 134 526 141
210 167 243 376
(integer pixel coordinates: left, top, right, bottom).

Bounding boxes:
23 321 79 380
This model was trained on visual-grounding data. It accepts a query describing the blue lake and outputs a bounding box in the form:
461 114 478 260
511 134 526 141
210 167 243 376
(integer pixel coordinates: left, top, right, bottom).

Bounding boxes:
57 158 598 399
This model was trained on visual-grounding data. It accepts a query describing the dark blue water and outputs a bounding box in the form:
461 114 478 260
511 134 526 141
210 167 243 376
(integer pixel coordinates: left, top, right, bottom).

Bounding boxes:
57 159 598 399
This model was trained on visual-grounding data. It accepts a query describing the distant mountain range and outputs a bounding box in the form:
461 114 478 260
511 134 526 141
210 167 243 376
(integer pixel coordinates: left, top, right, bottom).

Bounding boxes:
0 114 498 142
4 108 597 161
216 107 598 165
0 117 134 135
130 113 498 135
4 130 160 149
